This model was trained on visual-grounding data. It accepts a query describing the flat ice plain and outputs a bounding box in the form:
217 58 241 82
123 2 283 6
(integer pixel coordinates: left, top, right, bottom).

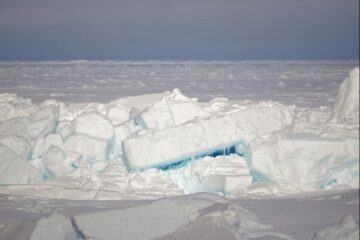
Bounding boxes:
0 60 358 240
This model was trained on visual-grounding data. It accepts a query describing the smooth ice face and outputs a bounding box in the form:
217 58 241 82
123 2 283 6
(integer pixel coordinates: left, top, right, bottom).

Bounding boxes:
0 144 43 184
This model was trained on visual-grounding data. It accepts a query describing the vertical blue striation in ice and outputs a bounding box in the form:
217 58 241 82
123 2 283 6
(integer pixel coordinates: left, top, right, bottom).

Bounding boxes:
155 140 250 171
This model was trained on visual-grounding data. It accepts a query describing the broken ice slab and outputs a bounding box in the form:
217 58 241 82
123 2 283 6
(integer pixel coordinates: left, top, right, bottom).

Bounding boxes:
123 102 294 171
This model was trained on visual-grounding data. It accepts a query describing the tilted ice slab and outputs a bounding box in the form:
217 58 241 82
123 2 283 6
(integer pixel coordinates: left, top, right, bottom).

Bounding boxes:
123 102 294 170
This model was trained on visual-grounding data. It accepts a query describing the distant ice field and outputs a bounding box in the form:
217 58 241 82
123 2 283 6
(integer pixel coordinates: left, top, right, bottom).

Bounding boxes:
0 60 358 107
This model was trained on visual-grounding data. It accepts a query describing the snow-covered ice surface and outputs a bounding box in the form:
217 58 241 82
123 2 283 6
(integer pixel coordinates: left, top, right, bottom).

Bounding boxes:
0 60 357 107
0 61 358 239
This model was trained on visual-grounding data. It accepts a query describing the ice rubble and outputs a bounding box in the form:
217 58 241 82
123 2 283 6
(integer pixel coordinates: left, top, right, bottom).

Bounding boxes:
0 68 358 198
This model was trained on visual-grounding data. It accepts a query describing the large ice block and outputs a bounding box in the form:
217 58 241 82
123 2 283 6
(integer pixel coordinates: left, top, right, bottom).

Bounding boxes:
123 102 293 170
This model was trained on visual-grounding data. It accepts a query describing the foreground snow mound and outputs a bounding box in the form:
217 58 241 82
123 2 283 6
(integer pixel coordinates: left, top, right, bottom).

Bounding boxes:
331 67 359 122
311 214 359 240
0 194 294 240
73 193 294 240
29 211 79 240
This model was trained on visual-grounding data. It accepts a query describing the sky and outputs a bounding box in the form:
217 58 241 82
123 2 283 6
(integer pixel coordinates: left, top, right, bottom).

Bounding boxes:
0 0 358 61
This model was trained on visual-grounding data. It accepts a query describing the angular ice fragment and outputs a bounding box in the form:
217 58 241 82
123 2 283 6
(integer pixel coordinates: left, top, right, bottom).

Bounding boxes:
0 144 43 184
0 103 15 122
112 122 139 158
56 120 74 140
43 146 73 177
73 112 114 140
0 135 31 160
331 67 359 122
107 106 130 125
139 88 209 129
32 133 63 160
0 105 59 139
64 134 108 161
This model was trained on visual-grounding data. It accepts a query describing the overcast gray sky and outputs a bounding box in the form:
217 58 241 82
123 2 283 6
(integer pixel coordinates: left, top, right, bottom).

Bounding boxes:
0 0 358 60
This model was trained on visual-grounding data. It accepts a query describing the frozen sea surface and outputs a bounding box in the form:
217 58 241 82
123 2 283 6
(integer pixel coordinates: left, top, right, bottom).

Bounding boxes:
0 60 358 106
